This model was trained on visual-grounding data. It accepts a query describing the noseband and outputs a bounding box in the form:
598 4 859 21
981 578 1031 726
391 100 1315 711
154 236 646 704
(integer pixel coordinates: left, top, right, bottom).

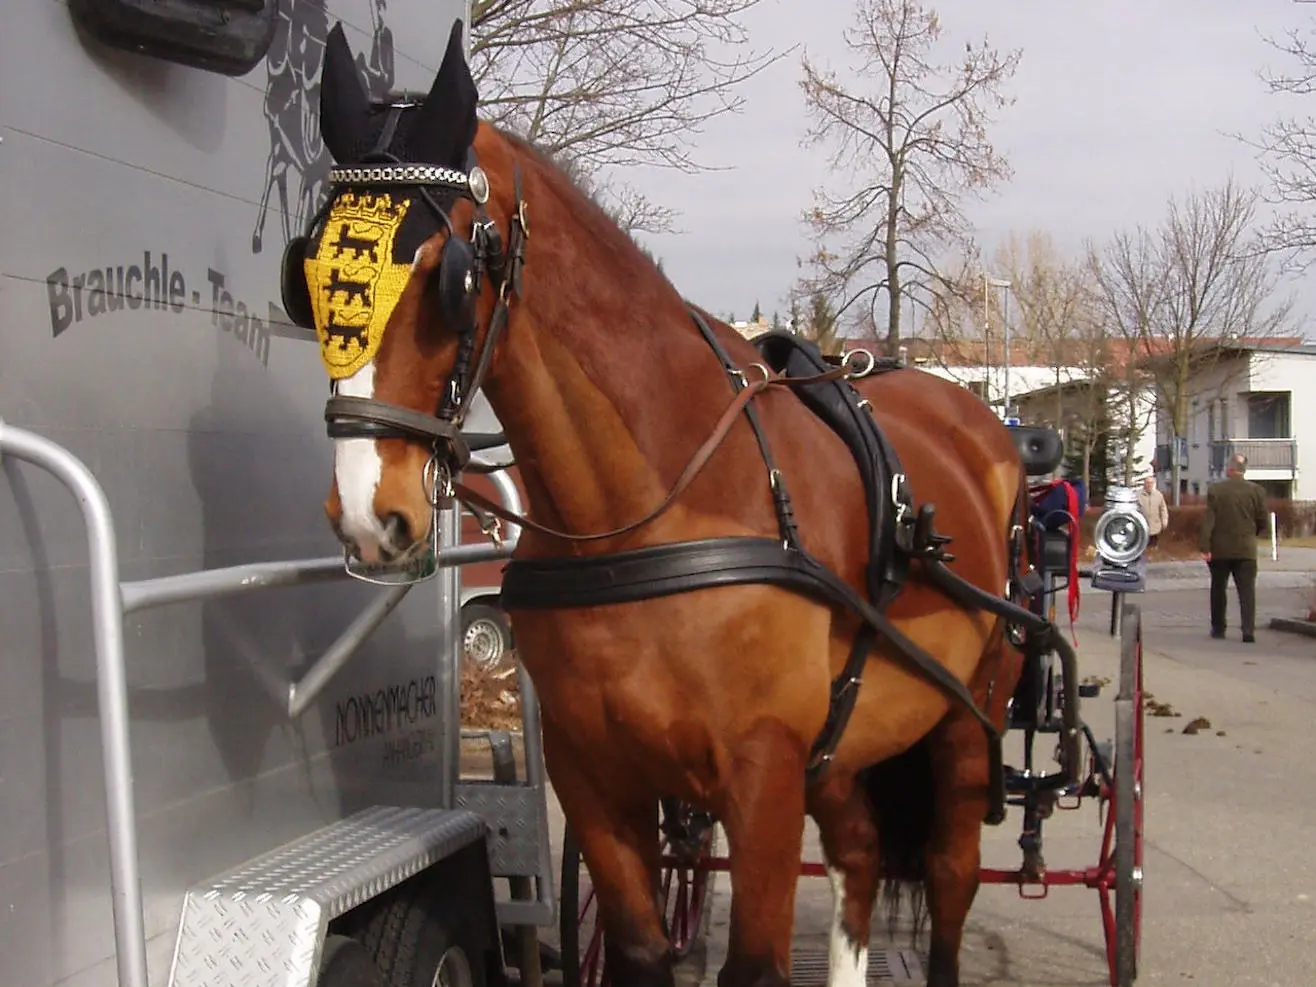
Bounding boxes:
318 138 528 474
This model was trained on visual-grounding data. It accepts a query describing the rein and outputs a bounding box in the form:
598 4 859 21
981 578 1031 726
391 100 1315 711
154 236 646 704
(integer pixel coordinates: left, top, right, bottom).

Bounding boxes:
451 363 850 546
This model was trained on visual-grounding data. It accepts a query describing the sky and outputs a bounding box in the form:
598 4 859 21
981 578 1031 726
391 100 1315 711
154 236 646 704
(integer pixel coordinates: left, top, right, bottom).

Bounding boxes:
619 0 1316 335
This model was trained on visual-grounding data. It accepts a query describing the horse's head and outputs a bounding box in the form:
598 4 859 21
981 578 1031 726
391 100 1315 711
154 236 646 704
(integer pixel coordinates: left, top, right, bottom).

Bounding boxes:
282 18 526 572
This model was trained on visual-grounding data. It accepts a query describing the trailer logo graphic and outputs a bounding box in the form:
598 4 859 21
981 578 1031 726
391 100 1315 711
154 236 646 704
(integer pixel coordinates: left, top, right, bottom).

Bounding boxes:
306 192 412 378
251 0 396 256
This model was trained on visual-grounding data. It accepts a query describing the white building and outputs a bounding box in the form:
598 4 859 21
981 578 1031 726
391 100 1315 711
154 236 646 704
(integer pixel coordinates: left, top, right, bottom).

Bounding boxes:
1151 341 1314 500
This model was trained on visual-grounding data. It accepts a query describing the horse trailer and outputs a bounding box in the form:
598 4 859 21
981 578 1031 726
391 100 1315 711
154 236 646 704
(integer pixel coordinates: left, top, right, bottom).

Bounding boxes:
1 2 556 986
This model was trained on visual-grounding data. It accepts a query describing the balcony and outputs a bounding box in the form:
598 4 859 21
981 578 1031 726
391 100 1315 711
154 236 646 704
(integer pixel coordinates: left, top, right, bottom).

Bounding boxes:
1209 438 1297 475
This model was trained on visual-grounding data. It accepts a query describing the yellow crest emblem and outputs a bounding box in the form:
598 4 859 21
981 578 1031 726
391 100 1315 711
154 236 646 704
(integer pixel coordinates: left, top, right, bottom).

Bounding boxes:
305 191 414 380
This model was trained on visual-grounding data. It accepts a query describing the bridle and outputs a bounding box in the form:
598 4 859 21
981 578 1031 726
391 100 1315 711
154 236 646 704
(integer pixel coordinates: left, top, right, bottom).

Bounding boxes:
312 113 529 480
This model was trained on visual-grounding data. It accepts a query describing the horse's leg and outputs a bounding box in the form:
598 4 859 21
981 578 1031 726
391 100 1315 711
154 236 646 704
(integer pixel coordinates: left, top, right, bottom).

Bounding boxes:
544 719 673 987
717 720 808 987
921 701 1000 986
808 771 881 987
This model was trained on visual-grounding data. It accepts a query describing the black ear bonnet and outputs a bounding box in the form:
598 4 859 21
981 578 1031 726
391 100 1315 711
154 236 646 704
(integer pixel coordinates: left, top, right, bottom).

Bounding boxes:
280 18 483 338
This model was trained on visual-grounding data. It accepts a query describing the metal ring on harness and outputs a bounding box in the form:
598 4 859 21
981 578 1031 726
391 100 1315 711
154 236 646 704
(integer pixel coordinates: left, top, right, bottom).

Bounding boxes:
842 348 876 379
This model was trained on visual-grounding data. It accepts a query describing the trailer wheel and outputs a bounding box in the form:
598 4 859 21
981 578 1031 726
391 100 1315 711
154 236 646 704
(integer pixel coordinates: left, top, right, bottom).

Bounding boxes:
318 935 386 987
355 885 487 987
462 602 513 671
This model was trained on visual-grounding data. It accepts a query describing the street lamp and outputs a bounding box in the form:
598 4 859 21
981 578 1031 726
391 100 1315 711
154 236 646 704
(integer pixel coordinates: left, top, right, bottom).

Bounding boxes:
984 276 1012 419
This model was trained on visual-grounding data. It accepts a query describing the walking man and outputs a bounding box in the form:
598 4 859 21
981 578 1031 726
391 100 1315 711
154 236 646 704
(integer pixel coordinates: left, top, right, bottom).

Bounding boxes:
1199 453 1269 642
1136 474 1169 548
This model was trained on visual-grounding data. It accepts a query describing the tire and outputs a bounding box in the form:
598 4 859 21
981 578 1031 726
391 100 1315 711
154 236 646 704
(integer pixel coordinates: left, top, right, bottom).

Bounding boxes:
1114 601 1144 986
318 935 386 987
354 885 488 987
462 602 513 671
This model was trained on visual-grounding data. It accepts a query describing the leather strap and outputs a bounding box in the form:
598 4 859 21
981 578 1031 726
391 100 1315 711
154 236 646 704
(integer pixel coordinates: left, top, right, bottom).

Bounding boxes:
453 364 847 545
325 395 472 466
499 535 1006 742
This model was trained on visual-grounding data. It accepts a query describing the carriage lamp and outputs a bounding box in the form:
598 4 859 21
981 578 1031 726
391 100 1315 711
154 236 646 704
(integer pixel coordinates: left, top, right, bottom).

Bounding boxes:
1090 486 1149 593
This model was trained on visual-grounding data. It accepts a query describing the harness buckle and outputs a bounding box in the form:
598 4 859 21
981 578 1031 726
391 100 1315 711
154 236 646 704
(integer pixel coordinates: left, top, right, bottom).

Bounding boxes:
424 456 455 506
482 516 505 551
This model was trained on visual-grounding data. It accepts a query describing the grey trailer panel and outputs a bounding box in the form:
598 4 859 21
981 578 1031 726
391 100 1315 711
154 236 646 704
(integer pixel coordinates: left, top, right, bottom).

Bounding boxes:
0 0 472 984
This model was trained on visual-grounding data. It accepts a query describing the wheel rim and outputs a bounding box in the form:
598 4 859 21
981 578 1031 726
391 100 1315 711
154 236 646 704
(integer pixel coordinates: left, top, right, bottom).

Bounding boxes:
431 946 473 987
464 618 506 669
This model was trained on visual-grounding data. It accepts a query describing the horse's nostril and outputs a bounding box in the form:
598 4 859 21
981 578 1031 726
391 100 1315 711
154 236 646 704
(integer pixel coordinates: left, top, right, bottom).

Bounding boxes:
381 511 412 547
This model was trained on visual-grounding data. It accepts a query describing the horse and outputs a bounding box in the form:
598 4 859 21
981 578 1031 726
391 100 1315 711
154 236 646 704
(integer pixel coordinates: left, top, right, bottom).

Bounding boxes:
281 20 1067 987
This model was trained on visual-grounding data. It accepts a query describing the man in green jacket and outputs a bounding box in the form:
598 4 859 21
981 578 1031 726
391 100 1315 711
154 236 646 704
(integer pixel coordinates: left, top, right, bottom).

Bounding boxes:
1199 453 1269 642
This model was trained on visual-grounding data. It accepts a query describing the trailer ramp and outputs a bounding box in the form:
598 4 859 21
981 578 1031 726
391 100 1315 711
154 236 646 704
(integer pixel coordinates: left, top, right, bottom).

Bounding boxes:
168 805 488 987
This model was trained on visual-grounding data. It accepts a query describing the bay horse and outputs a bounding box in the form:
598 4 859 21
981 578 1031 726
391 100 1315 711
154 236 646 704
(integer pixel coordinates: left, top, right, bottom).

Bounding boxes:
281 20 1079 987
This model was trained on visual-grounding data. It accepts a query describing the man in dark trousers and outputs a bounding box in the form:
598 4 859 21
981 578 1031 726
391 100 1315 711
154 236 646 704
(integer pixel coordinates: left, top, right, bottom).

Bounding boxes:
1199 453 1269 642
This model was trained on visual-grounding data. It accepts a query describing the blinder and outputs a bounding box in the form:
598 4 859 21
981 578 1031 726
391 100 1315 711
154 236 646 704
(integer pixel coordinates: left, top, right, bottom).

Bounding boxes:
436 232 478 334
280 234 315 331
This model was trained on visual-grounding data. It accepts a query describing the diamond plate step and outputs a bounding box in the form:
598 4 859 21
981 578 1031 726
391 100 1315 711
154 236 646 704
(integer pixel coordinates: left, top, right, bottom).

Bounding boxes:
167 805 487 987
790 947 925 985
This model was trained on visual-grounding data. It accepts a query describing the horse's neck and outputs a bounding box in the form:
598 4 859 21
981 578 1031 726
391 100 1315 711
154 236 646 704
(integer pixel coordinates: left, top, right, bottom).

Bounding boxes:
484 272 733 547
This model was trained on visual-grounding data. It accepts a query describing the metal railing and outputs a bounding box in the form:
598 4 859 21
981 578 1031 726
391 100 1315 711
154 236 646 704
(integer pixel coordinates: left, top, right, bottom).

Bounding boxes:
0 420 523 987
1209 437 1298 474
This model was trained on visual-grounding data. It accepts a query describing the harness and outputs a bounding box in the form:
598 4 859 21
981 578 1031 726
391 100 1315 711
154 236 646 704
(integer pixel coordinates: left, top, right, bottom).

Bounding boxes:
284 130 1083 823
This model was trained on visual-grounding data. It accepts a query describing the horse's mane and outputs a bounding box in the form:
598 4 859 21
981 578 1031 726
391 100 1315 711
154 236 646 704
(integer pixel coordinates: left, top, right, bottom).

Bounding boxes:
493 127 676 292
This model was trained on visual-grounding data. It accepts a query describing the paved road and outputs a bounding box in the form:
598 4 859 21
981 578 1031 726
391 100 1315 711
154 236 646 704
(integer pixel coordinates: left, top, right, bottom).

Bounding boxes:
538 552 1316 986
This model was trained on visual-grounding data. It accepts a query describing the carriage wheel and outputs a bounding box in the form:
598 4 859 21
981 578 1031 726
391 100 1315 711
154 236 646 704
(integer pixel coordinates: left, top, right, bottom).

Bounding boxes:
559 800 714 987
1112 601 1145 986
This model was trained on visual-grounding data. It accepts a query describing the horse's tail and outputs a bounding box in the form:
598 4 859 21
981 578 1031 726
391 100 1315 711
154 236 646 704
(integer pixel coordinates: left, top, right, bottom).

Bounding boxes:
860 461 1028 945
861 741 933 944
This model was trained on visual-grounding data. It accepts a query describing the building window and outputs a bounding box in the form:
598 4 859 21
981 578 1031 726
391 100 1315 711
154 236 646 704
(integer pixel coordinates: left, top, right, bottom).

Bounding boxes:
1247 392 1292 439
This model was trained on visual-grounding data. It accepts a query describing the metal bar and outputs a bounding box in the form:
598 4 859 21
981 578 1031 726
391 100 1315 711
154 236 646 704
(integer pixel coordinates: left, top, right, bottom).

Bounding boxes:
122 457 520 614
482 464 524 544
437 503 462 809
517 663 557 925
122 557 348 613
121 522 509 616
287 582 415 716
0 422 149 987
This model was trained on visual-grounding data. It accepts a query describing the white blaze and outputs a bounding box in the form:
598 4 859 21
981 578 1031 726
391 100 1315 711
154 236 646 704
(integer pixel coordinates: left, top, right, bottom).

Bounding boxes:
827 867 868 987
334 363 385 548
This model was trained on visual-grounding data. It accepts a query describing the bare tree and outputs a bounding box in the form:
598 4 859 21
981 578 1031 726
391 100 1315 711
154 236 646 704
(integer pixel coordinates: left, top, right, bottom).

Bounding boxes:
793 288 843 355
993 232 1120 489
469 0 784 233
1091 178 1294 503
1241 16 1316 270
796 0 1021 356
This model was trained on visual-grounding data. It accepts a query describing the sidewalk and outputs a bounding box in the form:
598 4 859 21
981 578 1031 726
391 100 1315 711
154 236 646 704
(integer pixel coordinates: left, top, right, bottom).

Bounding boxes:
1134 546 1315 592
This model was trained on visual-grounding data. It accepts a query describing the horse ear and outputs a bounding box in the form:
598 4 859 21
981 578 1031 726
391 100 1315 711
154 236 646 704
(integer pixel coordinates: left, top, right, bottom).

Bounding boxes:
407 19 479 166
320 22 371 163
